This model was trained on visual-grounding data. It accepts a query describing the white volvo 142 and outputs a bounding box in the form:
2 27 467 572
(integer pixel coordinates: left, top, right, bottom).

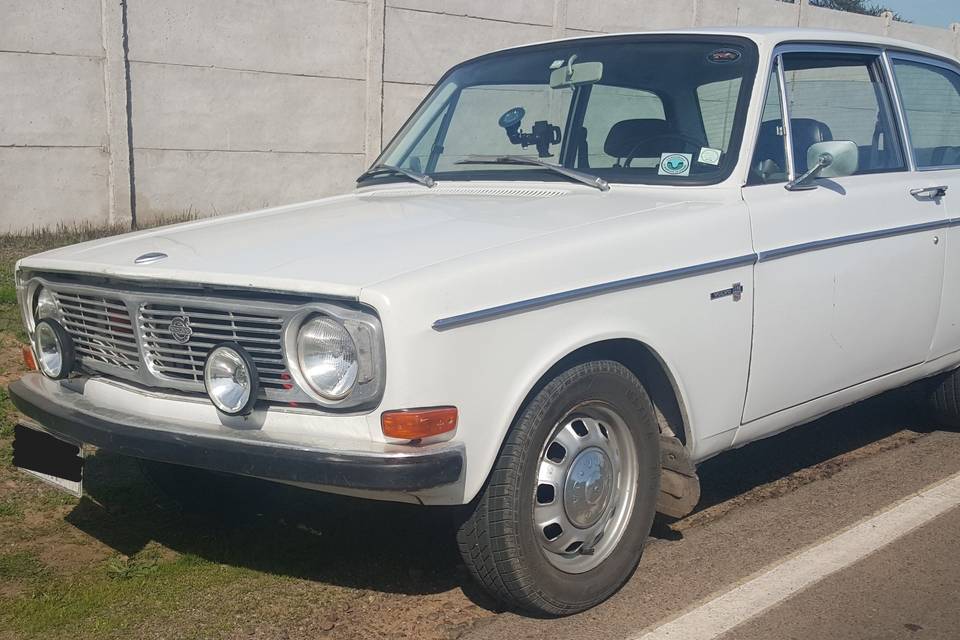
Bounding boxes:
11 28 960 614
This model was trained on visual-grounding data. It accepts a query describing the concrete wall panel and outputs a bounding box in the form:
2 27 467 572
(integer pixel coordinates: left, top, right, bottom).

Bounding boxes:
0 53 107 147
383 7 553 84
134 149 367 221
0 147 109 230
799 5 885 35
2 0 959 232
0 0 102 56
888 22 957 56
382 81 432 141
696 0 799 28
566 0 696 33
131 63 366 154
127 0 368 79
386 0 556 26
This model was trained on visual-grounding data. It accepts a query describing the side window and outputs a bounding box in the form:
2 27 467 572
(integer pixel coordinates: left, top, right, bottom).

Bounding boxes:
697 77 743 152
780 52 905 175
892 59 960 168
749 69 788 185
580 85 665 167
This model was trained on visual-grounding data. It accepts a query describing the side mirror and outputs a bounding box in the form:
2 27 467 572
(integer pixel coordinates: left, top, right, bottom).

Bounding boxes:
785 140 859 191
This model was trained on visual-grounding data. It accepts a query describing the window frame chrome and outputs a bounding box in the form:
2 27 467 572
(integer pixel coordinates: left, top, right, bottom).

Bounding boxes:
884 49 960 173
745 41 915 186
20 274 386 411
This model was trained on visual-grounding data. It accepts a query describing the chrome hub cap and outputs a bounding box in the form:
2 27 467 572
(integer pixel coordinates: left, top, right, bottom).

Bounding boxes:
563 448 612 528
534 402 638 573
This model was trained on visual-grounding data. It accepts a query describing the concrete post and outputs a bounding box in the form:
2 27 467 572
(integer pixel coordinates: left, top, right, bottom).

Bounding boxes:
880 10 894 35
796 0 808 27
552 0 568 40
365 0 386 165
100 0 134 227
952 23 960 59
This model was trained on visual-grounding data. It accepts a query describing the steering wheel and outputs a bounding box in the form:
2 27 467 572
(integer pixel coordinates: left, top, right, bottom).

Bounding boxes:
623 132 707 167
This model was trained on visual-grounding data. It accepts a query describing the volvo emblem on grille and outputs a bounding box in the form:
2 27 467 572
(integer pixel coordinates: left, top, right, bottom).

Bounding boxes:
169 316 193 343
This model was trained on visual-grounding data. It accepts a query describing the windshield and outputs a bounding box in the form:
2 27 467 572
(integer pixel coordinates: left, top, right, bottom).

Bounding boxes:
368 35 758 187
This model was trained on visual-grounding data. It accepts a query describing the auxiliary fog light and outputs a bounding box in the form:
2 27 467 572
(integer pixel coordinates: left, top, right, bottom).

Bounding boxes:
34 318 75 380
203 343 259 416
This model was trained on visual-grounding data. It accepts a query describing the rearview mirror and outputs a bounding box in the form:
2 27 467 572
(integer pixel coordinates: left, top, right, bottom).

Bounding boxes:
786 140 858 191
549 61 603 89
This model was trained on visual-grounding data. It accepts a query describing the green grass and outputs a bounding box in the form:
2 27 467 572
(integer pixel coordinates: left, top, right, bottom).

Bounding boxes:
1 553 257 637
0 552 46 580
0 500 22 519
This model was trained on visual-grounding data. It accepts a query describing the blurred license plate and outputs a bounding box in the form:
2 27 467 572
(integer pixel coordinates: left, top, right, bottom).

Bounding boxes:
12 424 83 497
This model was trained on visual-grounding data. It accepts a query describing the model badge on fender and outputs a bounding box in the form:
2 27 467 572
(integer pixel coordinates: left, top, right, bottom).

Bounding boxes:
710 283 743 301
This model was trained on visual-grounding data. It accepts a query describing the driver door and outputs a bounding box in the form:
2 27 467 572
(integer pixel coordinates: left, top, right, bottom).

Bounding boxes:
740 47 945 424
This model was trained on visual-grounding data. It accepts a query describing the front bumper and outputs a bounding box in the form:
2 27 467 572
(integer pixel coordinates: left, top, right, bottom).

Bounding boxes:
9 373 464 493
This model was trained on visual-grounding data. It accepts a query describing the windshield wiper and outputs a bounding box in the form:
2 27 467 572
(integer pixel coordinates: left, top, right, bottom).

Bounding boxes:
356 163 435 188
456 155 609 192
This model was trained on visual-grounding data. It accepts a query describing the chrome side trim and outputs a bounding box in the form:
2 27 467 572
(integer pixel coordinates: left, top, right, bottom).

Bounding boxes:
431 254 758 331
757 219 947 262
432 217 957 331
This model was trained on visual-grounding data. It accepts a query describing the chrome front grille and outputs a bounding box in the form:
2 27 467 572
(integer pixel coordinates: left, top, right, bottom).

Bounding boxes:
53 291 139 370
139 304 290 390
27 275 385 410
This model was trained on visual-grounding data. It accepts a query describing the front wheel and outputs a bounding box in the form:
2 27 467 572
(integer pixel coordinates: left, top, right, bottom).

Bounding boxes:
457 360 661 615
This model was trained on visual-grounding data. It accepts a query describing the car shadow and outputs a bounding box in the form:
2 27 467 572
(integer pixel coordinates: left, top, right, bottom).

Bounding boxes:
65 387 946 611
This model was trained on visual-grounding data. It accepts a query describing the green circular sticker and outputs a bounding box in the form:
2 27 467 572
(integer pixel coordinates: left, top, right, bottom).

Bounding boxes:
659 153 691 176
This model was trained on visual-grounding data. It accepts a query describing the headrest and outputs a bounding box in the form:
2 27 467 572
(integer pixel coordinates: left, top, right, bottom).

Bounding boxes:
604 119 670 158
754 118 834 173
790 118 834 172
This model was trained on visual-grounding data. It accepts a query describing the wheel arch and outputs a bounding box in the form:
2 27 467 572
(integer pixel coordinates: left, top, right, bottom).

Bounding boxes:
510 338 693 449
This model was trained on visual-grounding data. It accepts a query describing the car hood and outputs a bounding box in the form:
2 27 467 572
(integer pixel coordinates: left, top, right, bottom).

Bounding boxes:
20 184 697 298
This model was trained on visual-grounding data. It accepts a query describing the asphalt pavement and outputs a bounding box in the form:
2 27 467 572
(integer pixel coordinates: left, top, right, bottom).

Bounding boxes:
465 394 960 640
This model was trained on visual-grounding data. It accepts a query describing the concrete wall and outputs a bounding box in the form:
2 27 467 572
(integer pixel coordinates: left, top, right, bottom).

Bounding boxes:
2 0 959 231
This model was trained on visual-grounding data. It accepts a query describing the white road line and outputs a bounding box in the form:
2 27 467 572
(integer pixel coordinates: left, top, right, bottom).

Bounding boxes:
631 470 960 640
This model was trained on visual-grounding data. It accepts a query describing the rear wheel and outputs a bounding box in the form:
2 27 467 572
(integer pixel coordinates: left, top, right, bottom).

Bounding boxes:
927 367 960 427
457 360 661 615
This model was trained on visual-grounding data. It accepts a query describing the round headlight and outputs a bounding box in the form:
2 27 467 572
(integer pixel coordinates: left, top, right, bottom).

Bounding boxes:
34 287 59 321
203 343 259 416
296 316 359 400
34 318 75 380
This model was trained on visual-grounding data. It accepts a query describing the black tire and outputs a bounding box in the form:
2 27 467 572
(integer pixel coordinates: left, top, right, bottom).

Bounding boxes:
456 360 661 616
927 367 960 427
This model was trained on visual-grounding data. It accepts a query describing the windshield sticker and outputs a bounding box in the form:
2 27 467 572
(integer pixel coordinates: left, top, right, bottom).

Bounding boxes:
697 147 722 166
659 153 692 177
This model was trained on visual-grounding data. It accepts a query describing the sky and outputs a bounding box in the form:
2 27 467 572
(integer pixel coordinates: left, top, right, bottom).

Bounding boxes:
879 0 960 28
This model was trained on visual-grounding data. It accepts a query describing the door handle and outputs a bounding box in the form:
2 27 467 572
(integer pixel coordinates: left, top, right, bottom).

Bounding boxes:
910 185 948 199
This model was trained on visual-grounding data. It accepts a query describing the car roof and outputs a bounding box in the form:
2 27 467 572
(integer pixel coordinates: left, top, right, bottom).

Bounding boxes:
482 27 959 66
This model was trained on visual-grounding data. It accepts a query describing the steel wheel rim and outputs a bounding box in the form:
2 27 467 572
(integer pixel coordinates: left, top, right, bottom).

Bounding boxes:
533 401 639 573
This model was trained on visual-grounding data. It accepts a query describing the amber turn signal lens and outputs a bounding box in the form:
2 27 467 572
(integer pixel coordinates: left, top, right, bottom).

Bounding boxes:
21 345 37 371
382 406 458 440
